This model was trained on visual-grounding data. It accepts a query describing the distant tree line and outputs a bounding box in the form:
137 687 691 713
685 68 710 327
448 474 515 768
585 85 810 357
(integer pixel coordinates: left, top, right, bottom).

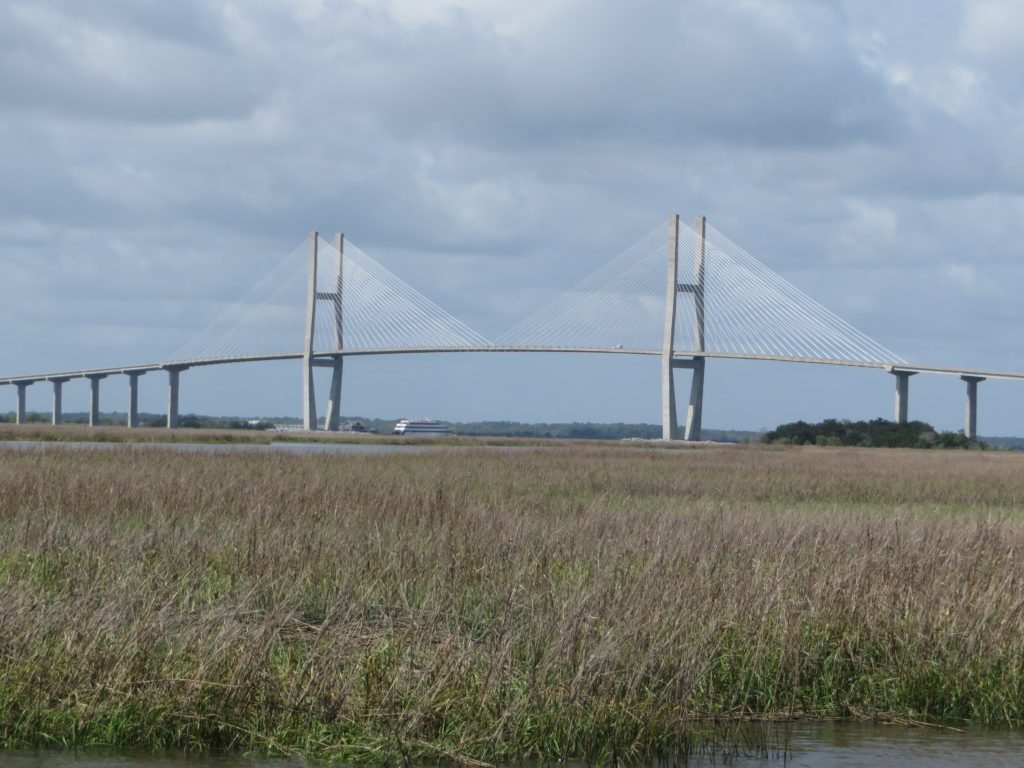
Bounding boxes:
158 414 275 430
763 418 975 449
6 408 1010 449
455 421 669 440
0 412 274 430
350 418 760 442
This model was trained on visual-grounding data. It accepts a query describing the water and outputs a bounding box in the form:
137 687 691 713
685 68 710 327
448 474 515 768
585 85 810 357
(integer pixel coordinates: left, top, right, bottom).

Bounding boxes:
686 721 1024 766
0 724 1021 767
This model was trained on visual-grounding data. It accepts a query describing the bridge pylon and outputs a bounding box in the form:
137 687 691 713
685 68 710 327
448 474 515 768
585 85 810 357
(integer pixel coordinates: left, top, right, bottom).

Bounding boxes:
661 214 707 441
302 232 318 430
323 234 345 431
302 231 346 431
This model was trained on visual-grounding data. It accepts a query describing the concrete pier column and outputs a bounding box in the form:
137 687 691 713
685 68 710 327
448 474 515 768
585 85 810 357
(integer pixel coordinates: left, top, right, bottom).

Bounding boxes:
126 372 145 428
324 358 344 431
891 370 917 424
15 382 29 424
50 378 69 425
662 367 677 440
166 367 181 429
961 375 985 442
86 374 107 426
684 356 705 441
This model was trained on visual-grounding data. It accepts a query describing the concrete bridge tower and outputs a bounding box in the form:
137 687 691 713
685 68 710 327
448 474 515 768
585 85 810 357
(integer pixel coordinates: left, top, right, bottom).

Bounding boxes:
661 214 707 441
302 232 346 431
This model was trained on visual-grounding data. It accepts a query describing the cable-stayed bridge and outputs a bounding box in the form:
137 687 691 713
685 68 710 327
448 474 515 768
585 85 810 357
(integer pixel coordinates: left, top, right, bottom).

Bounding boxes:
3 216 1021 440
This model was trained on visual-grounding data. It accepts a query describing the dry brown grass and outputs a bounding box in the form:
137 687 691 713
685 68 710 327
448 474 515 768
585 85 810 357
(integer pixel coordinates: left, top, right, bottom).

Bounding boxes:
0 422 273 444
0 421 577 448
0 442 1022 761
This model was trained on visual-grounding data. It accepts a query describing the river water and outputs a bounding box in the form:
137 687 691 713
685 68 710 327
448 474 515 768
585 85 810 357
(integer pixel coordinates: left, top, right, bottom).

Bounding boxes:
688 721 1024 766
0 723 1020 767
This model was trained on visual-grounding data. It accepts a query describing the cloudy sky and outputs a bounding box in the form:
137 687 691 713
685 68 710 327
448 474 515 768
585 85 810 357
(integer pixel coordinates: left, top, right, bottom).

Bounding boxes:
3 0 1024 434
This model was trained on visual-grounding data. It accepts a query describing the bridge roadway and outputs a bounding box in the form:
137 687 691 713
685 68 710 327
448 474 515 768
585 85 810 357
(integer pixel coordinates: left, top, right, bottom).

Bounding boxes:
5 346 1024 384
2 346 1022 436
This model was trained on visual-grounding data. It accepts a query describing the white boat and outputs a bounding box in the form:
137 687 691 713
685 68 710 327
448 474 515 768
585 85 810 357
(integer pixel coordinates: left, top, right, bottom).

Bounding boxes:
393 418 452 436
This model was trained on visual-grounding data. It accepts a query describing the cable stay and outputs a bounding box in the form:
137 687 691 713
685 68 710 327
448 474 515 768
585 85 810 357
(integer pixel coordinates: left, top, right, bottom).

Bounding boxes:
169 220 904 368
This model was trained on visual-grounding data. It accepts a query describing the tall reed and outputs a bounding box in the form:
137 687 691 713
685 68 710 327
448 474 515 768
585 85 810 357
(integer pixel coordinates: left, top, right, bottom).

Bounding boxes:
0 444 1022 761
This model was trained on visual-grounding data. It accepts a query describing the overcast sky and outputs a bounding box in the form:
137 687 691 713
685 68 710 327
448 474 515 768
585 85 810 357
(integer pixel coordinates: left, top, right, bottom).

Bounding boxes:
3 0 1024 434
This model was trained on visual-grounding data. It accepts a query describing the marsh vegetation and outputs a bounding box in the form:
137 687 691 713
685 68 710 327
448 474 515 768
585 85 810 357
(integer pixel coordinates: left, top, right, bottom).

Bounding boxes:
1 442 1023 762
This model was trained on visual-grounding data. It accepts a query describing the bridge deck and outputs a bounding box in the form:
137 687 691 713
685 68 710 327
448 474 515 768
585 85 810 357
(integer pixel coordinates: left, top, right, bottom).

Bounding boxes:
3 346 1023 386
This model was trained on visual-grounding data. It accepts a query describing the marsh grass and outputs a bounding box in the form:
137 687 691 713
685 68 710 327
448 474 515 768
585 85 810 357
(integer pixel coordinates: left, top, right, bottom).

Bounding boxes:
0 423 274 444
1 443 1023 762
0 422 577 449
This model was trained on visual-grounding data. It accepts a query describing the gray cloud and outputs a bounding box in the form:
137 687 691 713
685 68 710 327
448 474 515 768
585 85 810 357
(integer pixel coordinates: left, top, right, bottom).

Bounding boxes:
0 2 265 123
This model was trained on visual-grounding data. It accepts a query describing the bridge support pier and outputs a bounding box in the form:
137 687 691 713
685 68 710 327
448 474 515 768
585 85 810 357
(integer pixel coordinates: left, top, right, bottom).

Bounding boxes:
87 374 107 426
672 357 705 440
685 356 705 441
302 366 317 431
962 375 985 442
166 367 184 429
15 382 29 424
661 367 677 440
324 358 344 431
127 371 145 428
50 378 69 425
891 370 916 424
